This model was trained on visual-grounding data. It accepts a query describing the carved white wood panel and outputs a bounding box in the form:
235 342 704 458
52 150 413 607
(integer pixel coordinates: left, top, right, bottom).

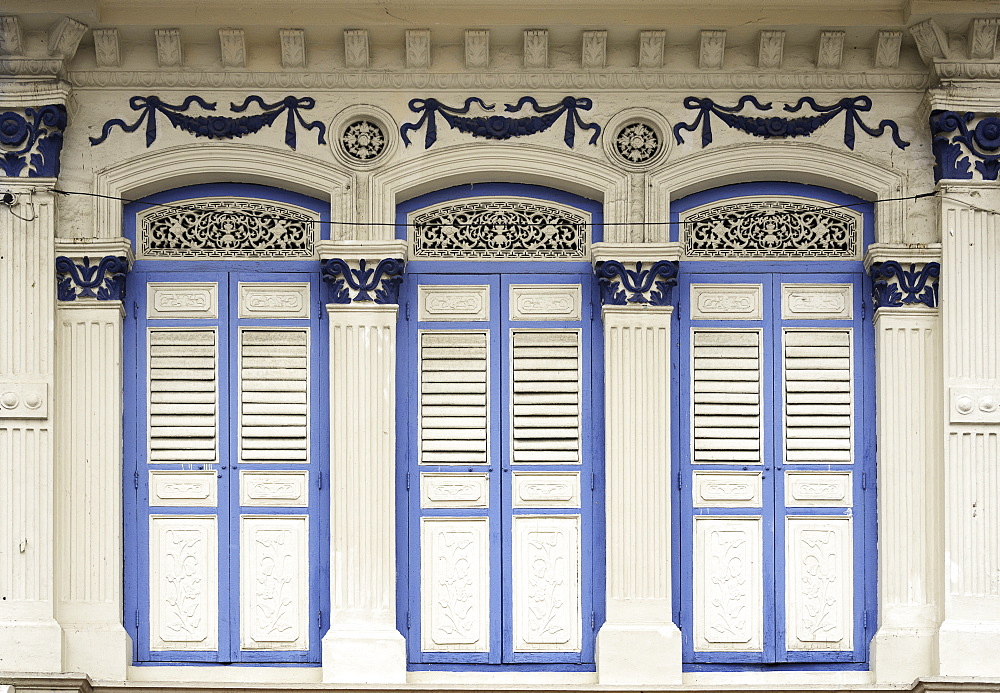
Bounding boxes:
511 471 581 508
781 283 853 320
785 516 853 651
239 328 310 464
511 515 581 652
784 471 852 508
783 329 853 464
238 282 310 319
420 472 489 509
511 330 581 464
693 517 763 652
692 471 762 508
147 328 218 464
147 282 218 319
240 515 309 650
508 284 582 321
239 470 309 507
692 329 762 464
690 283 763 320
149 515 218 651
418 285 490 321
419 331 489 465
149 470 217 507
421 517 490 652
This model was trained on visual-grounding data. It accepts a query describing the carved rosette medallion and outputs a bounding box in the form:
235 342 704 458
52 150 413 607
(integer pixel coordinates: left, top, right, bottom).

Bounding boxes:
341 119 387 162
330 105 398 169
614 122 661 164
603 107 671 170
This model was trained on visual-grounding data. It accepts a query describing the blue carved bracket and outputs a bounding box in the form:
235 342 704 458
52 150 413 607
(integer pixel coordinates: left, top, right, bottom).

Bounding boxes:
595 260 679 307
401 96 601 149
90 95 326 149
869 261 940 309
321 258 405 304
56 255 129 301
930 110 1000 182
1 105 67 178
673 95 908 150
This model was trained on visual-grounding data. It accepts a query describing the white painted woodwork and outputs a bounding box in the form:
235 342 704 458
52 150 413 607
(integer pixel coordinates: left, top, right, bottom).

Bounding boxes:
148 515 218 651
508 284 582 321
420 517 490 652
419 331 489 464
147 328 218 464
147 281 218 319
511 330 581 464
511 471 581 508
240 470 309 507
691 329 762 464
240 515 309 650
239 328 309 464
783 329 854 464
785 516 853 651
784 471 852 508
781 283 853 320
0 381 47 418
420 472 489 508
690 283 763 320
149 470 218 506
417 285 489 321
511 515 581 652
949 385 1000 423
238 282 310 319
692 471 762 507
693 516 763 652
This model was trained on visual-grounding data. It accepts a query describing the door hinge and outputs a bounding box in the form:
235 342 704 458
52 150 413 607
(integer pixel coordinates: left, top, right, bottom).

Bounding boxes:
406 611 411 630
317 471 323 489
591 473 595 491
132 301 139 319
861 301 867 322
590 612 595 630
134 470 139 489
405 302 411 321
677 470 682 491
406 472 411 491
317 302 323 320
135 610 140 629
863 611 868 629
317 610 323 629
862 472 867 490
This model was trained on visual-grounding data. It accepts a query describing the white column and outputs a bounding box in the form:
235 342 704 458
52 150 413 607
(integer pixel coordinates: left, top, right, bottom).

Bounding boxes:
938 182 1000 676
0 184 63 671
596 304 682 684
870 305 943 683
322 303 406 683
54 299 132 680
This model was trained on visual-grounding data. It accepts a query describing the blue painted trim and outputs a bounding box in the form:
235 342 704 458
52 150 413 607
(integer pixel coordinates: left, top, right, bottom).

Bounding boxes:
869 261 940 309
930 110 1000 181
55 255 128 301
0 104 67 178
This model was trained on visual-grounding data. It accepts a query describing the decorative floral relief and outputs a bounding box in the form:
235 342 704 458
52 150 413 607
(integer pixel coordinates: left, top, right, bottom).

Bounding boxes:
797 529 840 641
341 120 386 161
412 200 588 259
683 199 858 258
433 530 478 644
706 530 750 643
1 105 67 178
162 529 206 639
614 122 661 163
139 199 317 258
525 531 570 644
252 529 296 640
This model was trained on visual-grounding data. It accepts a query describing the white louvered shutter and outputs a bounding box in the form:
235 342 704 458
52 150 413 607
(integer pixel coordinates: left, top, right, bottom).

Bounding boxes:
239 328 310 463
148 328 218 463
692 330 762 463
419 331 489 464
511 330 581 464
783 329 853 463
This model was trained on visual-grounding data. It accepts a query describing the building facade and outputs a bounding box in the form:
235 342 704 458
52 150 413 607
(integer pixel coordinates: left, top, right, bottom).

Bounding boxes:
0 1 998 691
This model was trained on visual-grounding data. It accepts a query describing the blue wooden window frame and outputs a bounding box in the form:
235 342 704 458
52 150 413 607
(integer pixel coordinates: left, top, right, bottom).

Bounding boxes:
123 184 330 665
670 182 877 672
395 185 605 671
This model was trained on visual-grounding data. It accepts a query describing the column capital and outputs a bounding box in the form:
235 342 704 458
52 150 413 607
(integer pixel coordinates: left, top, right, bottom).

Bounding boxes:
929 108 1000 183
864 244 942 311
591 243 681 307
320 257 405 305
54 240 135 303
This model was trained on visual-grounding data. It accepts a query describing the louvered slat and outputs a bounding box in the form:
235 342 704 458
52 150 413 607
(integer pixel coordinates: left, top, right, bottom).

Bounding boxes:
420 332 489 464
783 329 853 463
148 329 218 463
692 330 762 463
239 329 309 463
511 331 581 463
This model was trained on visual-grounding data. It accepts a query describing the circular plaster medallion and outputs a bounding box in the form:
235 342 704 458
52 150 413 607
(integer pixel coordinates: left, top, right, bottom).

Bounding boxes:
615 122 661 164
342 120 387 162
956 395 975 415
330 105 397 170
603 108 671 171
0 391 19 409
23 392 42 409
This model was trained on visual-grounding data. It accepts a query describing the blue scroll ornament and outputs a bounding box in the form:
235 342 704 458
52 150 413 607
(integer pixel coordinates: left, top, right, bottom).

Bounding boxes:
0 105 67 178
55 256 129 301
321 258 405 305
930 110 1000 182
869 261 940 309
400 96 601 149
90 95 326 149
596 260 679 307
673 95 908 150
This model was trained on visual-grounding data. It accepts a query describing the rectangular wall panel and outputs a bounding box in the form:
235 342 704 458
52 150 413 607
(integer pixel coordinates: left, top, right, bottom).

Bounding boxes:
421 517 490 652
418 285 490 321
240 515 309 650
149 470 218 507
420 472 489 509
149 515 218 651
690 283 763 320
238 282 310 319
785 516 853 651
511 471 581 508
692 471 762 508
512 515 582 652
239 470 309 507
693 517 763 652
147 282 218 319
508 284 582 321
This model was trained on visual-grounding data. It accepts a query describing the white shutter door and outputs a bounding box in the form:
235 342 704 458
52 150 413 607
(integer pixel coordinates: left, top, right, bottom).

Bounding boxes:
239 328 310 463
783 329 853 463
148 328 219 463
419 331 489 465
511 330 581 464
692 330 762 463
